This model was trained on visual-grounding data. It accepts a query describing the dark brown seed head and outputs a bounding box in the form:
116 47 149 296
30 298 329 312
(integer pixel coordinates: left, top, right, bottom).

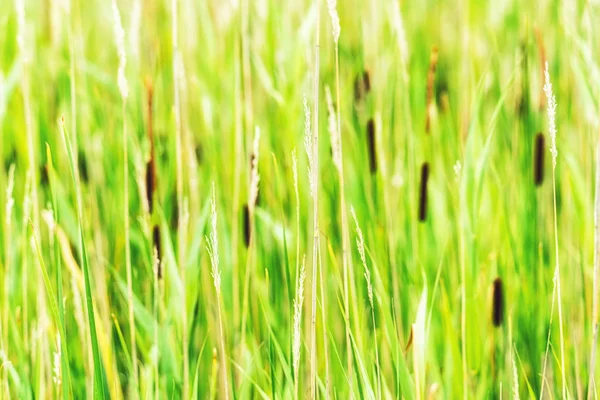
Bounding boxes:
366 119 377 174
145 76 156 213
492 278 504 327
534 133 545 186
146 160 156 213
363 71 371 94
354 70 371 105
418 162 430 222
78 151 88 183
40 164 49 187
153 225 162 279
243 203 251 248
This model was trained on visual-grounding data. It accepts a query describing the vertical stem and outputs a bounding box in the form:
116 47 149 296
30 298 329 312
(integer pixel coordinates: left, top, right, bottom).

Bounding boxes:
172 0 188 396
310 0 321 397
123 99 137 393
588 141 600 399
217 293 230 400
334 44 353 393
552 164 566 398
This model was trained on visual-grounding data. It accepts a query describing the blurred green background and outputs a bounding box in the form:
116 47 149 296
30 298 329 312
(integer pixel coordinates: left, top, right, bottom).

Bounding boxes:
1 0 599 398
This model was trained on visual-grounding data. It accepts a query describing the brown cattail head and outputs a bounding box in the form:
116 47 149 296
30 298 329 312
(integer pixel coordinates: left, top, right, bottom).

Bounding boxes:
534 133 545 186
40 164 49 187
145 160 156 213
418 162 430 222
153 224 162 279
78 151 88 183
145 76 156 214
366 118 377 174
354 70 371 104
426 46 439 134
243 203 251 248
492 278 504 327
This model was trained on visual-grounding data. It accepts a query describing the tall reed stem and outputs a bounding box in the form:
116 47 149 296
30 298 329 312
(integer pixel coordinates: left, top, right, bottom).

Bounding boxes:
310 0 321 397
588 139 600 399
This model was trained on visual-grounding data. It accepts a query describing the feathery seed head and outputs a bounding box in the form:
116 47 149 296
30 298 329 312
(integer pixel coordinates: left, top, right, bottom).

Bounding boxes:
206 182 221 294
326 0 340 44
303 95 315 197
350 206 373 308
292 255 306 375
543 61 557 167
112 0 128 100
325 86 342 172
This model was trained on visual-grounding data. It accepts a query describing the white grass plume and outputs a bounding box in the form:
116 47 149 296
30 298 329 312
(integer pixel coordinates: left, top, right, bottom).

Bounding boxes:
205 182 229 400
303 95 314 198
350 206 373 308
543 61 557 167
325 86 341 172
293 256 306 379
540 59 566 400
111 0 128 100
512 345 520 400
390 1 408 63
249 126 260 213
350 204 381 398
326 0 340 44
53 334 62 386
206 182 221 294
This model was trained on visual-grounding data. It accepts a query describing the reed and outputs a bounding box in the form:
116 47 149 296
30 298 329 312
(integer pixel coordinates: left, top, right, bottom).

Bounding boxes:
309 0 321 395
206 182 230 400
111 0 136 392
588 127 600 399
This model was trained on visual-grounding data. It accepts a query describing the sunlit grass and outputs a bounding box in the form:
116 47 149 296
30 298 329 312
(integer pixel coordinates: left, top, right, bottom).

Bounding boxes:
1 0 600 398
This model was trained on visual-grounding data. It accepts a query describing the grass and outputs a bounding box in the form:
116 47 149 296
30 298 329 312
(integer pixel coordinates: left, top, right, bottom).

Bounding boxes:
1 0 600 398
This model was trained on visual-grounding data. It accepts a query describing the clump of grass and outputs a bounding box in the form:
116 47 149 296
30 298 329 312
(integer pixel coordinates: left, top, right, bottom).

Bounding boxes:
418 162 430 222
534 133 545 187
